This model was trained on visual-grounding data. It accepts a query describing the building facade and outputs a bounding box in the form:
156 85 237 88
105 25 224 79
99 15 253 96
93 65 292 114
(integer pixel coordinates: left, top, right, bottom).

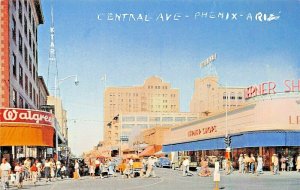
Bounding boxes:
190 76 246 116
103 76 180 145
106 112 200 151
0 0 43 109
164 92 300 170
0 0 48 160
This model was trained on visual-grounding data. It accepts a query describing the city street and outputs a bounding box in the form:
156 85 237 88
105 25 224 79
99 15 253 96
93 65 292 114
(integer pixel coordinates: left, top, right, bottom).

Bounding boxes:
7 168 300 190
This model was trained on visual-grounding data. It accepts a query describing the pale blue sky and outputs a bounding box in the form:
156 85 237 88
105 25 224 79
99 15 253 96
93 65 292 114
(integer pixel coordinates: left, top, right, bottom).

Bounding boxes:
38 0 300 155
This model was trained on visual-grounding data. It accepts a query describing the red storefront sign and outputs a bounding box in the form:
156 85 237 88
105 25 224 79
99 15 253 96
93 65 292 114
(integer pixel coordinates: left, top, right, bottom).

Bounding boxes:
0 108 54 147
0 108 53 126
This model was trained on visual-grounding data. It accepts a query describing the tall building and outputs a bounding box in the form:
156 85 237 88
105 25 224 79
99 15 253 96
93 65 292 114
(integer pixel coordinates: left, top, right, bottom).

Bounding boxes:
190 76 246 116
106 112 199 147
0 0 44 109
103 76 180 145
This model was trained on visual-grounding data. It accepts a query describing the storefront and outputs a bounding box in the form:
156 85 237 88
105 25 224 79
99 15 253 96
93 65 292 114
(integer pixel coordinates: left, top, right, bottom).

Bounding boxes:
163 93 300 170
0 108 61 162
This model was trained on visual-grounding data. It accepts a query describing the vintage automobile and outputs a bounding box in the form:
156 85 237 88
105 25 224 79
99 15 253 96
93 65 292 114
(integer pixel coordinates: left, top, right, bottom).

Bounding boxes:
117 158 143 177
155 157 171 168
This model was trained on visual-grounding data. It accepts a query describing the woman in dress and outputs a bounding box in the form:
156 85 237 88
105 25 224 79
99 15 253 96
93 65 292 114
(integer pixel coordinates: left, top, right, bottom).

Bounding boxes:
89 159 95 178
280 155 286 172
256 155 263 175
198 158 211 177
288 156 294 171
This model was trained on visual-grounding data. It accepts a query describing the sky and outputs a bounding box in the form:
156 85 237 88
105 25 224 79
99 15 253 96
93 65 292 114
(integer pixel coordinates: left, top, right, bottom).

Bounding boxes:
37 0 300 156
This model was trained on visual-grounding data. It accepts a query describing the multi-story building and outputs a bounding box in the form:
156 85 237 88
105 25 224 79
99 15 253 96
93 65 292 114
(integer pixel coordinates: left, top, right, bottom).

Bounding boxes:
103 76 180 145
0 0 47 160
106 112 199 148
47 96 68 140
37 76 49 108
0 0 43 109
190 76 246 116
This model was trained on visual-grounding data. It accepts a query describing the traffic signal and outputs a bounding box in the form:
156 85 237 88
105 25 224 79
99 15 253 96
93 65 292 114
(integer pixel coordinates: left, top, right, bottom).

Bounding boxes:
224 135 231 147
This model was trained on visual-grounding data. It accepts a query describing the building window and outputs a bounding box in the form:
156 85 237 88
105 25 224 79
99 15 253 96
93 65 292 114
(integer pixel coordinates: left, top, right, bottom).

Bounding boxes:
33 89 36 104
137 124 148 129
149 117 160 122
24 46 28 66
29 59 32 74
12 53 17 77
32 20 35 36
230 92 235 100
29 31 32 48
223 92 227 100
122 124 134 129
18 1 22 24
162 117 173 122
29 4 32 23
136 116 148 122
24 0 28 11
187 117 198 121
12 89 17 108
32 42 35 59
19 96 24 108
18 31 23 54
13 0 16 8
25 75 28 95
122 116 135 122
25 102 29 109
24 17 27 38
29 82 32 100
238 92 243 100
12 16 16 43
175 117 186 122
33 66 36 82
19 65 23 87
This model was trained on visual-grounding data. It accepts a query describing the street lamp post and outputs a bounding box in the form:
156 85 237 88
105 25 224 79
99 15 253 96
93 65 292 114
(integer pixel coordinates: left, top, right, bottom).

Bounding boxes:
53 75 79 160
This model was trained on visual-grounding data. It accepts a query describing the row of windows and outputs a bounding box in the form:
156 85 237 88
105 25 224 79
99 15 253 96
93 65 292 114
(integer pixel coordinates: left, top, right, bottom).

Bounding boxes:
121 116 198 123
12 88 39 109
147 85 168 90
222 92 243 100
12 1 38 67
12 52 37 83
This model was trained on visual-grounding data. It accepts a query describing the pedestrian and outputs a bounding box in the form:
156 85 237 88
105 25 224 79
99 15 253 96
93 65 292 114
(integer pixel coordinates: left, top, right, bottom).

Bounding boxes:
0 158 12 190
244 154 249 173
198 158 211 177
14 162 24 189
95 158 100 176
287 156 294 171
271 153 275 173
296 154 300 172
35 159 42 181
225 158 232 175
61 164 67 179
56 160 62 179
50 158 56 180
23 157 31 181
123 160 132 178
108 159 115 177
30 163 38 185
238 154 244 173
249 154 256 174
273 154 279 175
74 160 80 179
44 159 51 182
280 155 287 172
145 156 156 178
256 155 263 175
129 157 134 171
182 157 190 176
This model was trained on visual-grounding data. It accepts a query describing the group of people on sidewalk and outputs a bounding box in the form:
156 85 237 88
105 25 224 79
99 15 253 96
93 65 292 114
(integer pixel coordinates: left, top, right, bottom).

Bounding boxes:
237 153 300 175
0 157 68 189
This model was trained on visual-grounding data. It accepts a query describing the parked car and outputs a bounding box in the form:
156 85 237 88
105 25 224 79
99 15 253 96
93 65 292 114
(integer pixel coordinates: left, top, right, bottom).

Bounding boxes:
155 157 171 168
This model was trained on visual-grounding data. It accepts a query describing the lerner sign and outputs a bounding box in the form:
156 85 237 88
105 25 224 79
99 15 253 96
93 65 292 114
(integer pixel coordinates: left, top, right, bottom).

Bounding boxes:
245 79 300 99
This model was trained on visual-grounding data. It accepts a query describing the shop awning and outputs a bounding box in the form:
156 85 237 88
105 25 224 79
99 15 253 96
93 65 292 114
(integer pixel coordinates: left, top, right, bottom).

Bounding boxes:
139 145 162 157
0 124 54 147
163 131 300 152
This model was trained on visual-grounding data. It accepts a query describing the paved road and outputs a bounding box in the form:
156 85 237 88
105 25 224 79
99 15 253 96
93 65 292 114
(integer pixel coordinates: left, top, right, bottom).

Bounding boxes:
5 169 300 190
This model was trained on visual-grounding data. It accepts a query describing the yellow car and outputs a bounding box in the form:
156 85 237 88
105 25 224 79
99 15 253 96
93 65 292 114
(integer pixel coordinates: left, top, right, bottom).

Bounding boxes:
117 158 143 176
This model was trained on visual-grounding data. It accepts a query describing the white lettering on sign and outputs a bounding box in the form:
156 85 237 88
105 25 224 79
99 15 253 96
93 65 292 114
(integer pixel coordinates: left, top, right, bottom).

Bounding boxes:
1 109 53 125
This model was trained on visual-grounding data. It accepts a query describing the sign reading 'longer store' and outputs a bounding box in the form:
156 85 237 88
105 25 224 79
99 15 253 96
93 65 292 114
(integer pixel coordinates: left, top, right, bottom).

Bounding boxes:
0 108 53 126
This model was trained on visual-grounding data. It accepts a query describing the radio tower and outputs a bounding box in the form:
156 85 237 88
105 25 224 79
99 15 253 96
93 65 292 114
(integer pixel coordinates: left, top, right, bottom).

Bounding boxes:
47 2 59 96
